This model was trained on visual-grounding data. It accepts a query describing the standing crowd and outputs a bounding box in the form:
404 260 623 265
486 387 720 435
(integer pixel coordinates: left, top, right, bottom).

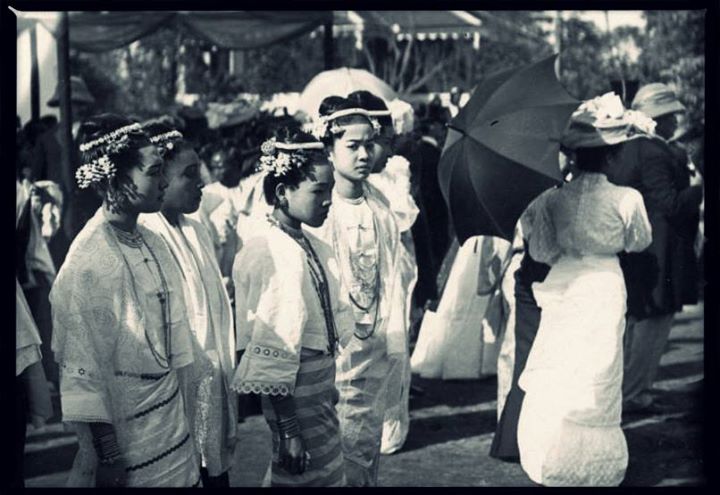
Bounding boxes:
15 72 703 487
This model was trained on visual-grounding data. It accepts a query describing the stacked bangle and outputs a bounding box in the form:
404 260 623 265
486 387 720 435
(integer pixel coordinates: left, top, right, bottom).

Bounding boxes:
277 416 301 439
93 432 122 464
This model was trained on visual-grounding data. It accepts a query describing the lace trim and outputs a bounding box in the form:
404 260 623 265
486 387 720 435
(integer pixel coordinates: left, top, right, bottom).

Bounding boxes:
231 381 290 396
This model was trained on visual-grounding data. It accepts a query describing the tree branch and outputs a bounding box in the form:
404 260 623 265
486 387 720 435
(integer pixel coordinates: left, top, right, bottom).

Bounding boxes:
406 59 448 94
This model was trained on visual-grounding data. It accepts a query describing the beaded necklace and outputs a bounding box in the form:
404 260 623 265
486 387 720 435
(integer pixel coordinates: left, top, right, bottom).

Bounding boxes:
107 221 173 369
330 196 381 340
266 215 339 355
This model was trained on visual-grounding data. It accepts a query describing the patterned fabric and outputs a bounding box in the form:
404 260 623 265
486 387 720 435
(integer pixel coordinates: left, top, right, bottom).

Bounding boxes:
51 208 201 487
138 212 238 477
518 256 629 486
305 182 403 355
528 173 652 265
335 329 393 486
261 351 346 487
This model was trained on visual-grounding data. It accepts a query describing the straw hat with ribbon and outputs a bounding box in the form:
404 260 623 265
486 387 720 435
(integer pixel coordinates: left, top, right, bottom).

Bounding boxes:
631 83 686 119
561 92 657 150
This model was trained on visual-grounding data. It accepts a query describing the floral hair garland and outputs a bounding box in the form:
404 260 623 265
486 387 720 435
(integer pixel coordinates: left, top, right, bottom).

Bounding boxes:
76 123 144 189
257 137 325 177
311 108 382 140
149 130 184 153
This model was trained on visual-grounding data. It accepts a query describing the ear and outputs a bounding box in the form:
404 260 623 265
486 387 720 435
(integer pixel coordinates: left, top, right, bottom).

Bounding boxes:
274 182 287 203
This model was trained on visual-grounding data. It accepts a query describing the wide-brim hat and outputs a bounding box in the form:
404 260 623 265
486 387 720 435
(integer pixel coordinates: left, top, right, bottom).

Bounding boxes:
631 83 685 119
561 92 657 150
47 76 95 107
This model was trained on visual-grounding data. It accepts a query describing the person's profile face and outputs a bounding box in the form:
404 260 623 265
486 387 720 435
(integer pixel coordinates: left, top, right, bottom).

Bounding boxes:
282 161 334 228
112 145 168 214
161 147 203 214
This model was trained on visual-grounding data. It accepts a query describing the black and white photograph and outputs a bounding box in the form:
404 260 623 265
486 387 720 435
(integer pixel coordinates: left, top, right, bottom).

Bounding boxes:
10 2 714 488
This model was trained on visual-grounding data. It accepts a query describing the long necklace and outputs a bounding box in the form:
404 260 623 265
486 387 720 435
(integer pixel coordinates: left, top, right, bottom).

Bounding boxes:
266 215 339 355
330 197 382 340
108 222 173 370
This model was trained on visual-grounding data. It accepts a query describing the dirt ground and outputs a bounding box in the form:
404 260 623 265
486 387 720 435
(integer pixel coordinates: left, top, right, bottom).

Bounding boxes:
24 303 705 487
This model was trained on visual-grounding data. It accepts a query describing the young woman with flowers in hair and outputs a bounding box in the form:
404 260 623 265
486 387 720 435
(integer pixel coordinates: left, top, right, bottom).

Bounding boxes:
231 127 348 487
306 96 403 486
137 120 238 487
516 93 654 486
345 90 418 455
50 114 202 487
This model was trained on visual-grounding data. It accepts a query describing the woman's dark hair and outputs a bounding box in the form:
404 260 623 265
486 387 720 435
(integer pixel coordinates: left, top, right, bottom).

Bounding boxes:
574 144 621 173
317 95 373 147
142 119 193 163
347 90 392 130
76 113 152 203
262 127 328 206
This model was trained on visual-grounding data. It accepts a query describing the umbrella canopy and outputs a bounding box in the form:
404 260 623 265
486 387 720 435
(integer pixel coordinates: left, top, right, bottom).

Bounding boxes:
296 67 397 120
438 55 580 242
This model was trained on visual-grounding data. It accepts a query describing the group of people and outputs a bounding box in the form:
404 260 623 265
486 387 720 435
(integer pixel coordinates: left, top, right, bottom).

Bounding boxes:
15 69 702 487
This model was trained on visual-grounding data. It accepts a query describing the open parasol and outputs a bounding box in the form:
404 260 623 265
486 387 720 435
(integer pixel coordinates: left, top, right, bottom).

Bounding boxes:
296 67 397 120
438 55 580 242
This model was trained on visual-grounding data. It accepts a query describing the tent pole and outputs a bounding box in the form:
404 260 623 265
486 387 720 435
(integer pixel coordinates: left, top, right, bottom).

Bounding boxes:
323 17 334 70
56 12 74 233
30 24 40 121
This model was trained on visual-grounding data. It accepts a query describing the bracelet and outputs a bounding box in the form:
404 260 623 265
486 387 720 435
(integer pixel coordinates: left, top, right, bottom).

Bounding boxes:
277 416 301 439
93 432 121 461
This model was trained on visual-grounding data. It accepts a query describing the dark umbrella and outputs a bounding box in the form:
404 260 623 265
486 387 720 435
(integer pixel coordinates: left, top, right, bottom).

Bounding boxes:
438 55 579 242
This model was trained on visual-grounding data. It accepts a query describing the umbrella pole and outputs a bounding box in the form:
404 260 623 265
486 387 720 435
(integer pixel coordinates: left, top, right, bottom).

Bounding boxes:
323 18 334 70
56 11 74 235
30 24 40 121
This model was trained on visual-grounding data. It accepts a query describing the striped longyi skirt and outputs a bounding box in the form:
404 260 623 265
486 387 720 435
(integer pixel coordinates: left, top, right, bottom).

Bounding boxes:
261 350 346 487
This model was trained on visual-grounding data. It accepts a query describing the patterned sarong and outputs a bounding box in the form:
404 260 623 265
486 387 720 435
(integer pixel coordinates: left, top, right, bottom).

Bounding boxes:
261 351 346 487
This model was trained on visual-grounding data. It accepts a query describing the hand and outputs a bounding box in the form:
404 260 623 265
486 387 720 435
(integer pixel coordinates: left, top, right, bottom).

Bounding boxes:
278 435 309 475
95 458 128 487
690 171 703 187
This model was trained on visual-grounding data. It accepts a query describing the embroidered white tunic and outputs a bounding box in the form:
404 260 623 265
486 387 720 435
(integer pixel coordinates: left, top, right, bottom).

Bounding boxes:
138 212 238 477
50 208 202 487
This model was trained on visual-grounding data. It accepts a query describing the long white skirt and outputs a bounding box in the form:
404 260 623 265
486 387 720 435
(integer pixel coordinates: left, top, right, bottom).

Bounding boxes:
410 236 509 380
517 255 628 486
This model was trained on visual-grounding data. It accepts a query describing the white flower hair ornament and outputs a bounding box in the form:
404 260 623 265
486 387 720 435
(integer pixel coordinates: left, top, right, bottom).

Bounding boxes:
76 123 145 189
149 130 184 154
75 155 117 190
257 138 325 177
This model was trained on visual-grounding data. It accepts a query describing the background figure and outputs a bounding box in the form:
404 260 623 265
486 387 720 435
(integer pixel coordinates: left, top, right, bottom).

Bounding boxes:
17 141 64 390
411 235 510 380
605 83 703 413
16 278 54 488
38 76 97 263
411 116 451 313
489 200 553 462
